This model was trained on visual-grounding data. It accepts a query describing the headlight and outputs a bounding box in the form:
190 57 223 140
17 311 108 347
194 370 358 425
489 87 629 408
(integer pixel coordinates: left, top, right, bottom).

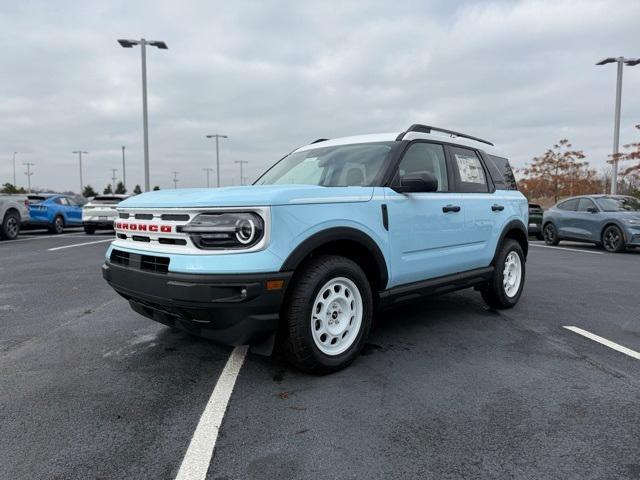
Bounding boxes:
180 212 265 250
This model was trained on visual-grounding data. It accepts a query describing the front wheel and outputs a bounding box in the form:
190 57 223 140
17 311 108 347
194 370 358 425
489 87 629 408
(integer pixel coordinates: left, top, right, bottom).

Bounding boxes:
280 255 373 374
481 239 525 309
602 225 625 253
1 211 20 240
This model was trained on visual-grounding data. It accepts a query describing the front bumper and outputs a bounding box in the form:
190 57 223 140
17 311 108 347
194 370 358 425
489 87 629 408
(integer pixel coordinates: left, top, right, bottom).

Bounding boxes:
102 260 292 345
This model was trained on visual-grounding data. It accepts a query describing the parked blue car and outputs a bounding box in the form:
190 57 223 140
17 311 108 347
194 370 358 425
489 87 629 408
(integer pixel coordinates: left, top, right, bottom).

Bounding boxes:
103 124 529 373
26 194 83 234
542 195 640 252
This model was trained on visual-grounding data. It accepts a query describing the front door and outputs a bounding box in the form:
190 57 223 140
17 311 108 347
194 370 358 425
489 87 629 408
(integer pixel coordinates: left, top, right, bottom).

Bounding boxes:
384 141 467 287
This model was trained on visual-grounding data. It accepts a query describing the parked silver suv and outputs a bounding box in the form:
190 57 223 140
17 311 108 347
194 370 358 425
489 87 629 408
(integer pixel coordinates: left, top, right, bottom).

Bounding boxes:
0 194 30 240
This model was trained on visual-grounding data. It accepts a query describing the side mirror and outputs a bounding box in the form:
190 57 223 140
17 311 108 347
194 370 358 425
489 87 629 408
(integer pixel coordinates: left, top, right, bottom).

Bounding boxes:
587 207 597 213
395 172 438 193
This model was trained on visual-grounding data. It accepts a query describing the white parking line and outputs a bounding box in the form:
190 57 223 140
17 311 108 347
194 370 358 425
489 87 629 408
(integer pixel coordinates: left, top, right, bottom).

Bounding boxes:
47 239 113 251
564 326 640 360
175 345 248 480
530 244 604 255
0 232 87 244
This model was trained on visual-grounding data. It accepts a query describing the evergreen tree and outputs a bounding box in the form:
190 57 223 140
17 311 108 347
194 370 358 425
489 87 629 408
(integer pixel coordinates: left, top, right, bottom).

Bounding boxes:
103 184 113 194
82 185 97 197
115 181 127 194
133 184 142 195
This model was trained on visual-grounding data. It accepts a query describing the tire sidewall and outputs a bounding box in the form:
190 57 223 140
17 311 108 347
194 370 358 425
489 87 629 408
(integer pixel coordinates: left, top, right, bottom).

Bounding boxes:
602 225 624 253
2 212 20 240
54 216 64 234
288 257 372 371
543 223 558 245
493 240 526 307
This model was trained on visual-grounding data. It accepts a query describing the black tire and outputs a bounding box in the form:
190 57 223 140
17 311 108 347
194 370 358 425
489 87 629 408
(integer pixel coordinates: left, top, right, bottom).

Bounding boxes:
602 225 625 253
481 239 525 309
1 211 20 240
49 215 64 234
535 233 544 241
543 223 559 246
84 226 96 235
279 255 373 374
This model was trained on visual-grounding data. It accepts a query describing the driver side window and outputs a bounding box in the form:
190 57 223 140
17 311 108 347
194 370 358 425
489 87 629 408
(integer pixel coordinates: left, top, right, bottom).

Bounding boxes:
396 142 448 191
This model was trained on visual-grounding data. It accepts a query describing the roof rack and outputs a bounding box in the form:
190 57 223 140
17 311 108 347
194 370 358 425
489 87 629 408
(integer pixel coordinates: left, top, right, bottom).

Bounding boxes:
310 138 329 144
396 124 494 146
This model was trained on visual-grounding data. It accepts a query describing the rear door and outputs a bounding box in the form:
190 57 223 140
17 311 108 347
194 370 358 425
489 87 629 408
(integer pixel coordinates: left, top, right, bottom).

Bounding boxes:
446 145 506 269
65 196 83 224
384 141 467 286
555 198 579 237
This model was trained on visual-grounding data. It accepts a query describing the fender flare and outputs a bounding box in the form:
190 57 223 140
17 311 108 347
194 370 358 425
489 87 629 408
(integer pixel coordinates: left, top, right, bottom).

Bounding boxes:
493 219 529 264
280 226 389 289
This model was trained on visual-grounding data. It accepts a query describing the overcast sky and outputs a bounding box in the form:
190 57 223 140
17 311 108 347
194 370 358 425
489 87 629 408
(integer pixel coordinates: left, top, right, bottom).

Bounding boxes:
1 0 639 193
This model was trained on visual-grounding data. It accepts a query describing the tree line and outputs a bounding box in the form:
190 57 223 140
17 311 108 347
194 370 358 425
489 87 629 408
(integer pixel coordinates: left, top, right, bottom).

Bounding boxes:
1 182 160 196
517 124 640 203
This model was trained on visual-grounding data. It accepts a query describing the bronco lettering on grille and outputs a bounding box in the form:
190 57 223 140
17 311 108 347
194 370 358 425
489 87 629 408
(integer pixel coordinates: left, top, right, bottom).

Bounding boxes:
115 222 173 233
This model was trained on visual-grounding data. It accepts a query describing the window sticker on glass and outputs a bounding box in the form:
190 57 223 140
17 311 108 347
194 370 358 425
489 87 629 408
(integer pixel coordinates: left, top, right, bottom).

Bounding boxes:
455 153 486 184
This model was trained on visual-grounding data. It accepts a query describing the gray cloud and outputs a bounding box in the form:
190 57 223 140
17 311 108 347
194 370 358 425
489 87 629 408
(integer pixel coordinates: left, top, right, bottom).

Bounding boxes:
1 0 639 193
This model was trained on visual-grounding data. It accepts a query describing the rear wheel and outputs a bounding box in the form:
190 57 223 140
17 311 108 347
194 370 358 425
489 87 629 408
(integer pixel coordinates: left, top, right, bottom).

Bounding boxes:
1 211 20 240
49 215 64 234
84 225 96 235
602 225 625 253
280 255 372 374
543 223 559 246
481 239 525 309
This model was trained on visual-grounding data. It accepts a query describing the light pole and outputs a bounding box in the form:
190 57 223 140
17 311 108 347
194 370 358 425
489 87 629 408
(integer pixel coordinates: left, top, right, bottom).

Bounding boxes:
11 152 17 186
172 171 179 189
234 160 248 186
205 134 228 187
121 146 126 191
23 162 34 193
118 38 168 192
111 168 119 192
202 167 214 188
596 56 640 195
72 150 88 193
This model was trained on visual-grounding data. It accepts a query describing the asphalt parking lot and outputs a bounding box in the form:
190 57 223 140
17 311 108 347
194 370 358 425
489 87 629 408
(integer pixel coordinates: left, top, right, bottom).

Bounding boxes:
1 232 640 480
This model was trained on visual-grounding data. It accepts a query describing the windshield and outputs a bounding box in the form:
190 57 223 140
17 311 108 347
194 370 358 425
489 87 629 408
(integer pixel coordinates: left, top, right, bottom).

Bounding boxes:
255 142 396 187
595 196 640 212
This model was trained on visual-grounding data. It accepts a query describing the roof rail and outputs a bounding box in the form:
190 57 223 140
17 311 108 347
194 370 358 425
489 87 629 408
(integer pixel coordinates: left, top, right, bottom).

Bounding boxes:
396 124 494 146
310 138 329 144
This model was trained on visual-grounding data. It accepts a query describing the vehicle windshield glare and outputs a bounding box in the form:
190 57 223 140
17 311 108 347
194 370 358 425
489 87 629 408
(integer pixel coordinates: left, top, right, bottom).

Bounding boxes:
255 142 395 187
595 196 640 212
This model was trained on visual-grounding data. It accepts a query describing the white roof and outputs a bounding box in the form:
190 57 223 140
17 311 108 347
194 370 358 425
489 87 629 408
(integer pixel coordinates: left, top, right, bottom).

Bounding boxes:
294 129 504 157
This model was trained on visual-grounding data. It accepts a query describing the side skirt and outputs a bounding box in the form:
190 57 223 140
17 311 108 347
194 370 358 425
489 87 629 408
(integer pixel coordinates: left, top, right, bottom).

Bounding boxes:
378 267 494 309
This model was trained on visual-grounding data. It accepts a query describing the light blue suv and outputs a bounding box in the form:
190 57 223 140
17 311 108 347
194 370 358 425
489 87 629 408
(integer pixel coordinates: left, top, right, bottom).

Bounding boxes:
103 124 529 373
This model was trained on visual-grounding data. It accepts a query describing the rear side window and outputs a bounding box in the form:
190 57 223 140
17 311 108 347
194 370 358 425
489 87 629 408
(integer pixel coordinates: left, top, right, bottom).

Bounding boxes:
396 142 448 191
557 198 579 211
449 146 489 193
486 155 518 190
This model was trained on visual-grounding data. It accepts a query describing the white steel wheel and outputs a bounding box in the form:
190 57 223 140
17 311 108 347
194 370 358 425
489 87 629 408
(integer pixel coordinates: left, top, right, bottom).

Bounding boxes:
502 251 522 298
311 277 363 356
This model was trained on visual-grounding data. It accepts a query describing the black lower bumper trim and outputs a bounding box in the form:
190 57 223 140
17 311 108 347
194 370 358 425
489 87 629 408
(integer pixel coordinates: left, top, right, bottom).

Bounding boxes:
102 261 292 345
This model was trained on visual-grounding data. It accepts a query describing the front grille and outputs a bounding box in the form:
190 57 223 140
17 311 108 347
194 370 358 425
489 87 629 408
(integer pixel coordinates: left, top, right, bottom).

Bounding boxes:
110 249 169 273
135 213 154 220
161 213 190 221
132 235 151 242
119 212 130 219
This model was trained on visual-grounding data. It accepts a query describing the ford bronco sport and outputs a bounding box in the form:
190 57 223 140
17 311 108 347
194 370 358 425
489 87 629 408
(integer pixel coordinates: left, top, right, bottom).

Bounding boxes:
103 124 528 373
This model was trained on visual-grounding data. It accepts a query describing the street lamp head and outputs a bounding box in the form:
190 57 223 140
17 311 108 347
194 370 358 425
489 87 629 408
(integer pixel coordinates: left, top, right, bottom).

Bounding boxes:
148 41 168 50
118 39 139 48
206 134 229 139
624 58 640 66
596 57 618 65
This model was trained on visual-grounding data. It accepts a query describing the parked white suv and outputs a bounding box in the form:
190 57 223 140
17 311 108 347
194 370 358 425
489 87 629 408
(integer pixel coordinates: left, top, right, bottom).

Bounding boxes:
82 194 130 234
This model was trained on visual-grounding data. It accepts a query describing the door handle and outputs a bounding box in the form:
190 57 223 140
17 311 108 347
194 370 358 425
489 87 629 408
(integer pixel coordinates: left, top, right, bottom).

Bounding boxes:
442 205 461 213
491 204 504 211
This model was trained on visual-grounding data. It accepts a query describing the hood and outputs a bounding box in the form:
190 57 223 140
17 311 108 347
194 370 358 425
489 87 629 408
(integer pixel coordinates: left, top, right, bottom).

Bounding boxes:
118 185 374 209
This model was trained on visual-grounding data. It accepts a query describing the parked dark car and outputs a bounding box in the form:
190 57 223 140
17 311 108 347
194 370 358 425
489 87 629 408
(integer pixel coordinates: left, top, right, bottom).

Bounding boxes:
528 203 544 239
542 195 640 252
